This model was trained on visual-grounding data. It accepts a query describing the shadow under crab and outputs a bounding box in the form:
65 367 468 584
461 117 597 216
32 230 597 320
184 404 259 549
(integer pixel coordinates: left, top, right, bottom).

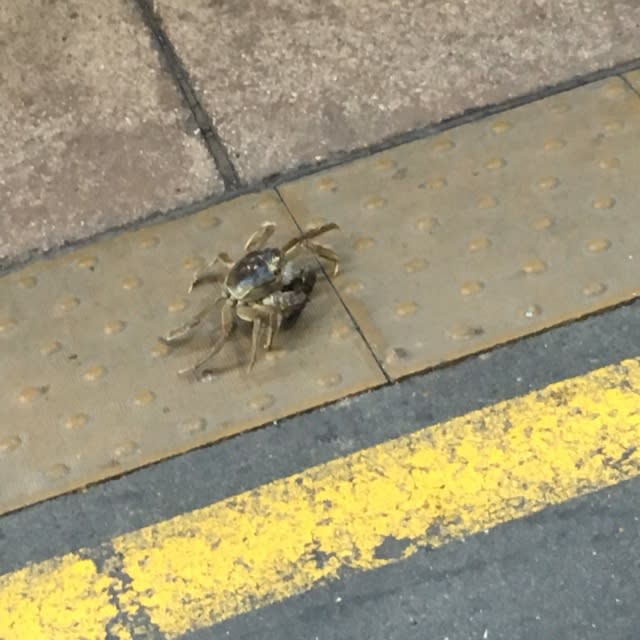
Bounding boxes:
161 221 340 377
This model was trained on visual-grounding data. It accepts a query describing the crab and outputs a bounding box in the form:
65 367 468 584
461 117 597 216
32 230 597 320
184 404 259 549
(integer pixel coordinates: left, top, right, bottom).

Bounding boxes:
161 221 340 376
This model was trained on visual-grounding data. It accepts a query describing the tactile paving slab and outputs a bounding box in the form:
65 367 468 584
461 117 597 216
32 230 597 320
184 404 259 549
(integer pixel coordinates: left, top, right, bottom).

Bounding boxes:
279 76 640 380
0 193 384 515
624 69 640 93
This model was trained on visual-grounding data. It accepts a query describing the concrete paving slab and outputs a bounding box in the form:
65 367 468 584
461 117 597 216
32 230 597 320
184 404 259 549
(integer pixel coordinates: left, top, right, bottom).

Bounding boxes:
0 191 383 516
624 69 640 92
0 0 222 266
156 0 640 182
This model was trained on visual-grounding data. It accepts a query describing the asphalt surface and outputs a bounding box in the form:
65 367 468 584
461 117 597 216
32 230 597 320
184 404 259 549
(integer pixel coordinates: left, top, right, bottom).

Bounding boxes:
2 300 640 638
201 477 640 640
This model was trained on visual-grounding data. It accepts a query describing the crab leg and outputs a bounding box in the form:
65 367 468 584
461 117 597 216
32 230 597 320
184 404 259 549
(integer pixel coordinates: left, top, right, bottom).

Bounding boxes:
305 241 340 277
188 252 234 292
281 222 339 254
161 295 224 343
178 301 235 375
244 221 277 252
236 304 282 371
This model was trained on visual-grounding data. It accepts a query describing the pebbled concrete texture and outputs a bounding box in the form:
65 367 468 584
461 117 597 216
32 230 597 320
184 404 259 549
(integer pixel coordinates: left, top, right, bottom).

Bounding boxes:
0 0 221 265
156 0 640 182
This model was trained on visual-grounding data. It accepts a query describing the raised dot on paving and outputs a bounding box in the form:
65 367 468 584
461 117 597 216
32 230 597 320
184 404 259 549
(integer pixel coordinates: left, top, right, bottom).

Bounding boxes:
17 275 38 288
544 138 566 151
196 212 221 229
257 195 279 210
491 120 512 133
537 177 559 191
306 216 328 229
583 282 607 297
415 217 438 232
485 158 506 170
150 341 171 358
385 347 409 364
104 320 126 335
460 281 484 296
531 216 554 231
183 256 205 271
375 158 397 171
603 120 623 132
64 414 89 430
340 280 364 295
353 237 375 250
83 365 106 382
168 298 188 312
404 258 428 273
592 197 616 210
46 464 70 479
331 323 352 339
477 195 498 209
317 373 342 388
0 317 17 333
56 296 79 312
522 259 547 274
426 177 447 189
604 81 625 98
76 255 98 269
599 158 620 170
446 324 484 340
138 235 160 248
40 340 62 355
178 417 207 435
113 441 140 460
317 177 337 192
264 348 287 362
122 276 142 290
395 302 418 317
433 139 455 152
468 236 491 252
522 304 542 318
0 435 22 454
250 394 275 411
133 391 156 406
363 195 386 209
586 238 611 253
18 386 48 404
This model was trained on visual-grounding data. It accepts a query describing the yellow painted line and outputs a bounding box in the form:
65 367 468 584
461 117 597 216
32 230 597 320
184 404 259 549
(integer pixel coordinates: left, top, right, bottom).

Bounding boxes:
0 554 117 639
2 357 640 638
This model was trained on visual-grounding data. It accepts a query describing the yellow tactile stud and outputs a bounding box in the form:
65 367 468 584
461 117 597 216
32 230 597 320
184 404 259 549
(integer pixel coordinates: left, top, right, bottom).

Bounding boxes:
279 76 640 379
0 192 383 516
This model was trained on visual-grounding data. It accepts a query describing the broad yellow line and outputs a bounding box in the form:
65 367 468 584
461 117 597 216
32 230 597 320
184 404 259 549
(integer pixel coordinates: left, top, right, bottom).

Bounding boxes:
0 555 117 639
2 359 640 639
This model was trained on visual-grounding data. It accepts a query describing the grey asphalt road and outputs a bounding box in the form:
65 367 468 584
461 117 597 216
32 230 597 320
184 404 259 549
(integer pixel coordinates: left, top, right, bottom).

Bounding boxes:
2 300 640 639
202 478 640 640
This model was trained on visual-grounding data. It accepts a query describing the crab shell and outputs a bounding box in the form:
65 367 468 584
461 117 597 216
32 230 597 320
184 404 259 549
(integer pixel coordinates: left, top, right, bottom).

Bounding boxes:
223 248 283 303
228 249 319 332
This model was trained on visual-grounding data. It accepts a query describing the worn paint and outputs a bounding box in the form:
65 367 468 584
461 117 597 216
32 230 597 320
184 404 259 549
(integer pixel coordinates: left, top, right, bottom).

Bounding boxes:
0 555 117 639
2 358 640 638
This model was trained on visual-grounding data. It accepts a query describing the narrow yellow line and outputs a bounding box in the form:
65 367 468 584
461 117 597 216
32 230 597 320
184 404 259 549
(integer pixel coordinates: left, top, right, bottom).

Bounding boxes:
2 358 640 639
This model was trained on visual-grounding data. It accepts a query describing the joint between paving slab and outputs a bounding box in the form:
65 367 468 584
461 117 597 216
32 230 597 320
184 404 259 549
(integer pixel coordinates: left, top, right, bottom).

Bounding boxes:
257 56 640 190
132 0 241 191
3 56 640 279
275 189 392 384
621 74 640 99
